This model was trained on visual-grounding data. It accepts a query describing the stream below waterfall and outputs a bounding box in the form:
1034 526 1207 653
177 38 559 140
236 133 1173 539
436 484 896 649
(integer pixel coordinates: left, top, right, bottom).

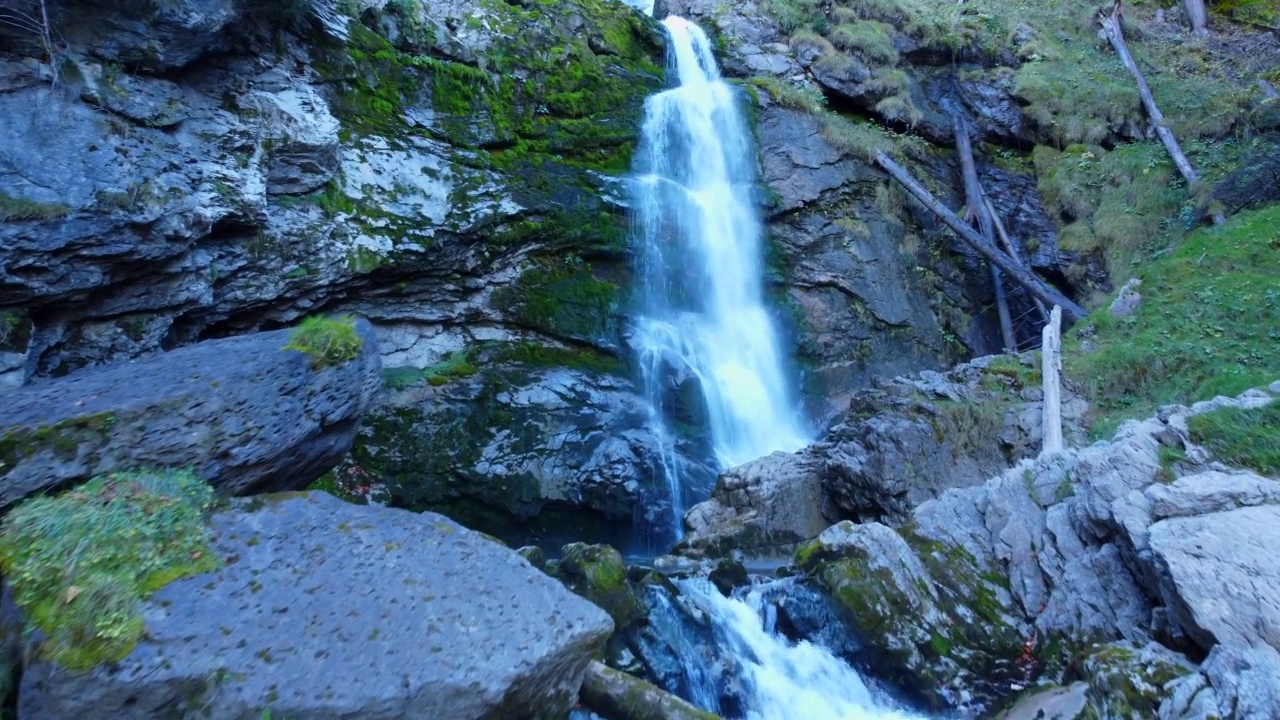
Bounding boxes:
619 13 936 720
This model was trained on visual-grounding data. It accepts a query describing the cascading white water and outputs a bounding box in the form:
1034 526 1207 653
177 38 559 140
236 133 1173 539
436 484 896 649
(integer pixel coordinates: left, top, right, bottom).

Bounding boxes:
676 579 930 720
631 16 810 533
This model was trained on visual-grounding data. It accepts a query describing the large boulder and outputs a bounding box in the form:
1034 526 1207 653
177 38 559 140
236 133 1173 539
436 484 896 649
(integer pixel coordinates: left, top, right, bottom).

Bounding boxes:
677 451 839 560
1148 502 1280 654
0 320 382 509
15 491 613 719
794 521 1029 711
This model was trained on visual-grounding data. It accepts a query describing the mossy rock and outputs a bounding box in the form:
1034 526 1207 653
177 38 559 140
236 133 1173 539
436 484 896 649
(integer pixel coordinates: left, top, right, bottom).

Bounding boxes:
0 469 218 670
797 521 1030 709
1078 641 1194 719
556 543 641 630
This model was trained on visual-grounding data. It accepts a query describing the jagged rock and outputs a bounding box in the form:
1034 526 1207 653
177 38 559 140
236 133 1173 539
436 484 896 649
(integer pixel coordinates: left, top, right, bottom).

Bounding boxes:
14 491 613 719
1159 645 1280 720
1148 503 1280 654
677 451 838 560
793 385 1280 716
0 320 381 510
822 355 1086 524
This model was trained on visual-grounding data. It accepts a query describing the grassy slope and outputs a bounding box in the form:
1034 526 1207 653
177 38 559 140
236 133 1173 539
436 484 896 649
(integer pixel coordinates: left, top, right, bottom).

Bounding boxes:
1065 204 1280 438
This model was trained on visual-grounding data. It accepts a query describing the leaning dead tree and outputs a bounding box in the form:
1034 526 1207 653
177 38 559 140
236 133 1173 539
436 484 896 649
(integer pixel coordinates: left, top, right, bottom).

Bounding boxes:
1041 306 1064 455
984 194 1050 323
954 117 1016 351
874 151 1088 321
1184 0 1209 35
1099 0 1225 224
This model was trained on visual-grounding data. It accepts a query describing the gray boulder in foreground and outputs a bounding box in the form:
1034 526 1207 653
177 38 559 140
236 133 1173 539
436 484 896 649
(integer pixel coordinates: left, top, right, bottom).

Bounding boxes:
0 320 381 510
16 491 614 719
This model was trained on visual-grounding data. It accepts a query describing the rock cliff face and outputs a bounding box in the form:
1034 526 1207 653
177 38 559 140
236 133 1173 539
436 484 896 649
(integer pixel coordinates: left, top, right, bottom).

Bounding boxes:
0 0 703 541
0 0 1057 540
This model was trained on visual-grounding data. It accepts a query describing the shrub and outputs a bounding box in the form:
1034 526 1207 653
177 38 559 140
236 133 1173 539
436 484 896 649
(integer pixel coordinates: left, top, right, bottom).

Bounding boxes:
283 315 364 369
0 469 218 669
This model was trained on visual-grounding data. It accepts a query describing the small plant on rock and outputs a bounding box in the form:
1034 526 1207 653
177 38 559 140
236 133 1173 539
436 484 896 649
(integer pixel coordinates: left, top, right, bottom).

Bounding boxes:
0 468 219 670
283 314 363 369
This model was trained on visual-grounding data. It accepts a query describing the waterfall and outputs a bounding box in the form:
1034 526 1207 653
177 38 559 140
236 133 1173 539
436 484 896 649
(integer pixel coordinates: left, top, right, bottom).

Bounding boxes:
631 16 810 538
673 579 930 720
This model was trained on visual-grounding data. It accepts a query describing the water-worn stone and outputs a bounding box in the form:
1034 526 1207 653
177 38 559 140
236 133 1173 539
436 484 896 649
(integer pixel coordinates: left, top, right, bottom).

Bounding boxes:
15 491 614 719
677 451 838 560
0 320 381 509
557 543 643 630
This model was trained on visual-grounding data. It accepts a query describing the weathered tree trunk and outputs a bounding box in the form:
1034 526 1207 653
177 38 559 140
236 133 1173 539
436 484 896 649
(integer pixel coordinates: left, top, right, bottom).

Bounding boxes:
954 117 1016 351
873 151 1088 320
985 195 1050 322
1184 0 1209 34
1041 305 1064 455
579 662 721 720
1099 2 1225 224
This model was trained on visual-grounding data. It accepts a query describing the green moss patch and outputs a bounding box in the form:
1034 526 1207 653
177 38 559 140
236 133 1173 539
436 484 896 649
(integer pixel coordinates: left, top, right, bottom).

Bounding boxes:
1066 205 1280 438
493 258 621 341
0 469 218 670
383 351 478 390
1187 401 1280 476
1033 139 1252 291
0 193 70 222
283 315 363 369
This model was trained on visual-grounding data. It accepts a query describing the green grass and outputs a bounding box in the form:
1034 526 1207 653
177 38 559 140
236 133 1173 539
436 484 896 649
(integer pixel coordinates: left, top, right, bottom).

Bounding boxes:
1188 402 1280 477
0 469 218 670
1066 205 1280 438
283 315 363 369
1033 138 1251 290
0 193 70 222
382 350 478 390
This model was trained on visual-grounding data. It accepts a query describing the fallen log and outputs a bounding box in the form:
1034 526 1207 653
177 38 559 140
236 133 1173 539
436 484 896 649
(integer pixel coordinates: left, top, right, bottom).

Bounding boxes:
873 150 1088 320
579 661 721 720
954 117 1016 350
984 194 1050 323
1099 1 1224 224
